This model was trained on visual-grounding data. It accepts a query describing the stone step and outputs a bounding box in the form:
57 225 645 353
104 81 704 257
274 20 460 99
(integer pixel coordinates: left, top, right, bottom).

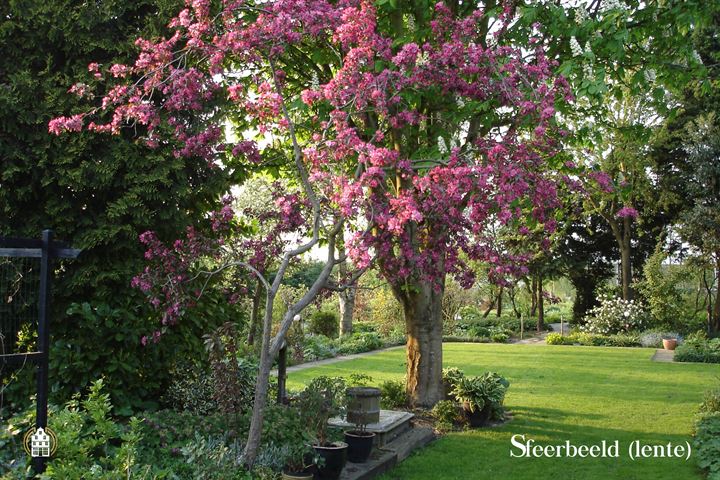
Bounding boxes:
338 426 435 480
329 410 414 447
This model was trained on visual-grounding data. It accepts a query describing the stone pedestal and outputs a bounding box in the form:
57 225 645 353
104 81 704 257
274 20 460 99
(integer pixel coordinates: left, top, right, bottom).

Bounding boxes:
328 409 414 446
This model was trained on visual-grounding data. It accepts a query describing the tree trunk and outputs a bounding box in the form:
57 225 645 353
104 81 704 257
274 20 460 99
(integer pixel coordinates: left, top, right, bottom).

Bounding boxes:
495 286 503 317
247 280 263 345
338 284 356 336
620 216 633 301
399 280 445 408
536 273 544 333
337 234 356 336
243 300 275 466
713 255 720 333
530 276 538 317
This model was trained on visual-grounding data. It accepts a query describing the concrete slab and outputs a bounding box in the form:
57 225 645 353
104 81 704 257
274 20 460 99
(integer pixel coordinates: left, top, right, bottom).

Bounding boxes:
329 410 414 446
652 348 675 362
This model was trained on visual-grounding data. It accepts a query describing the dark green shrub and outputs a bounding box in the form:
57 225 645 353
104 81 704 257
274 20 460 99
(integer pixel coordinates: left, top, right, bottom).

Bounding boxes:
694 412 720 479
675 335 720 364
308 310 339 338
163 361 216 415
380 380 407 409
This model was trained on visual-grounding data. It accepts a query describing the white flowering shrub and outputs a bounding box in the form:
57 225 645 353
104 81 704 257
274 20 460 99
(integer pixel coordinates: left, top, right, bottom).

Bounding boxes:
581 295 649 334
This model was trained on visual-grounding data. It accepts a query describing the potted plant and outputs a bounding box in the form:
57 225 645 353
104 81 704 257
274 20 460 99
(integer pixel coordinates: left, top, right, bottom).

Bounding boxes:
662 335 678 350
297 376 348 480
281 444 316 480
344 414 376 463
451 372 509 427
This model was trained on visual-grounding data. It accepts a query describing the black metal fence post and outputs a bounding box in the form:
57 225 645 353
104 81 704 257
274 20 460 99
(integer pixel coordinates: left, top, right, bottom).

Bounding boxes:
277 342 287 404
32 230 52 474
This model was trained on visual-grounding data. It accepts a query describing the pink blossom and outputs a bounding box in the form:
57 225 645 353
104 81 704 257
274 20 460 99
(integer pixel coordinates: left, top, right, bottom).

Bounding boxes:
616 206 639 220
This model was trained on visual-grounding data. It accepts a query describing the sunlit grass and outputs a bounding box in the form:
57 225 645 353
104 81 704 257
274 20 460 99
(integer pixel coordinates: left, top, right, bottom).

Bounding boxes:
287 343 719 480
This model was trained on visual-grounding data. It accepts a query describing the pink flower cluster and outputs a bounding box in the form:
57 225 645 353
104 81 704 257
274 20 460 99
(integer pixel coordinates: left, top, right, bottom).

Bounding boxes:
54 0 574 325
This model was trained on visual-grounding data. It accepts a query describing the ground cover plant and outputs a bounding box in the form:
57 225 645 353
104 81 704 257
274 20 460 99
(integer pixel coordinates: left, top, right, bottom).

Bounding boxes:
286 343 720 480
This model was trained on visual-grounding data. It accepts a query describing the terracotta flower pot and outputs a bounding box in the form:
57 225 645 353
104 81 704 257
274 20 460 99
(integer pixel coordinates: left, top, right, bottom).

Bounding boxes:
662 338 677 350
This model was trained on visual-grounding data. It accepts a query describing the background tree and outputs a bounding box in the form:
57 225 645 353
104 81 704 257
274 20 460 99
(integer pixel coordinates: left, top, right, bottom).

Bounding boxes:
0 0 243 414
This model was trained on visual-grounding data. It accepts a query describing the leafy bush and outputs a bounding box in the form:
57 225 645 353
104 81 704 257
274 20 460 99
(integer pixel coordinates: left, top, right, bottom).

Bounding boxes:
302 334 338 361
379 380 407 409
163 361 216 415
693 413 720 480
546 332 570 345
581 295 649 334
296 376 347 445
347 373 374 387
675 333 720 364
490 329 510 343
451 372 509 420
1 379 152 478
700 389 720 415
308 310 339 338
431 400 464 432
694 385 720 480
336 332 384 355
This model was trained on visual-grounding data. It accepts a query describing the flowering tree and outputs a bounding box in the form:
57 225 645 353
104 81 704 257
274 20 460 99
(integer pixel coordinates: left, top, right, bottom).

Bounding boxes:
50 0 571 463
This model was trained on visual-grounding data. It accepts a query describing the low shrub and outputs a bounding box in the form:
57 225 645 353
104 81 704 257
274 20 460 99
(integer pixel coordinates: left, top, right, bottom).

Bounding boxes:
431 400 464 432
675 334 720 364
546 332 571 345
546 332 642 347
693 413 720 480
308 310 339 338
694 383 720 480
379 380 407 409
451 372 510 421
442 335 491 343
0 379 151 478
490 329 510 343
336 332 384 355
302 334 337 361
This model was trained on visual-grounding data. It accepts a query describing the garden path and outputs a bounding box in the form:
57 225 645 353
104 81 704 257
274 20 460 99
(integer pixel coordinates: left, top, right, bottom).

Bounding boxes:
272 345 405 374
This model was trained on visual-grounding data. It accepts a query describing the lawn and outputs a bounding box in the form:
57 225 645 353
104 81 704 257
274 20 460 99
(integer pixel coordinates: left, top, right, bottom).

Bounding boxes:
286 343 720 480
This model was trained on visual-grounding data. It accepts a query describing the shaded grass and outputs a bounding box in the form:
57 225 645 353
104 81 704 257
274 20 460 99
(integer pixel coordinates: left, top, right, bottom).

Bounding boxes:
287 343 720 480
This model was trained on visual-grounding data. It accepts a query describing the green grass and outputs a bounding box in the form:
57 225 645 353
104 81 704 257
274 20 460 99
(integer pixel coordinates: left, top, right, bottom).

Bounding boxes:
287 343 720 480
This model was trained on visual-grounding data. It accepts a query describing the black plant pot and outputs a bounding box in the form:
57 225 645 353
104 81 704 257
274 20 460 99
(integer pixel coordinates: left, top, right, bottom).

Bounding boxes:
463 403 492 427
312 441 348 480
344 431 376 463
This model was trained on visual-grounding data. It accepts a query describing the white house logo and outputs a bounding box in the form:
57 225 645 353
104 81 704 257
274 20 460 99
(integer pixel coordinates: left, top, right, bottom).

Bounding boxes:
22 427 58 458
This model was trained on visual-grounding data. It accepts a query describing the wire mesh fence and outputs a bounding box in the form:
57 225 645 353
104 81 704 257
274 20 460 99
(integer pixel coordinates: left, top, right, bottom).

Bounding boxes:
0 256 40 356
